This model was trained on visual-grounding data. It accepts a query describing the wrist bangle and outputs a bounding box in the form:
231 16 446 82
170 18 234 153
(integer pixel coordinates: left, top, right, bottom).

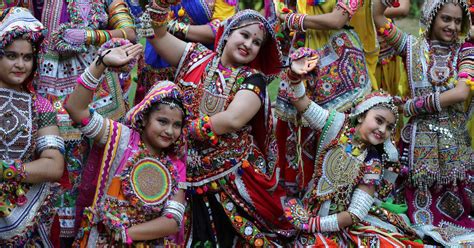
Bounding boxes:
119 28 128 40
290 82 306 100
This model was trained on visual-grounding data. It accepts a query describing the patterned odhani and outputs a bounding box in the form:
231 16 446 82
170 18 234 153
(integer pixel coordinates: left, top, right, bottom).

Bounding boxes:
75 81 187 247
274 0 374 198
386 0 474 245
0 8 59 247
174 10 294 247
32 0 133 238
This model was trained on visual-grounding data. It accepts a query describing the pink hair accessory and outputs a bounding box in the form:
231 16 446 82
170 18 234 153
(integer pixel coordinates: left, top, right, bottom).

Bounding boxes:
458 72 469 78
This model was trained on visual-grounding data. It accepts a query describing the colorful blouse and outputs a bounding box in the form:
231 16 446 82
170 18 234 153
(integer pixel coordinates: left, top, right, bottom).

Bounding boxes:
0 89 59 247
76 120 186 247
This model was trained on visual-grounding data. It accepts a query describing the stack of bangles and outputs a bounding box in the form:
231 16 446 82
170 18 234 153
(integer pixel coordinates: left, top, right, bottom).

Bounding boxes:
36 135 65 155
459 72 474 90
189 115 219 145
304 214 340 233
163 200 186 228
85 29 113 46
79 109 104 139
403 91 441 116
167 19 190 40
148 2 171 28
285 12 307 32
78 67 103 91
347 188 374 224
302 101 329 130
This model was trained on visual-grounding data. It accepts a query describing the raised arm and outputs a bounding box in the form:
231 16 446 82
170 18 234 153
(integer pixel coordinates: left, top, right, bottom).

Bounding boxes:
147 1 188 67
64 44 143 143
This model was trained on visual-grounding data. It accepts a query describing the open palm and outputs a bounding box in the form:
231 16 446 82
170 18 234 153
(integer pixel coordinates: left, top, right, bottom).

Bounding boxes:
101 43 143 68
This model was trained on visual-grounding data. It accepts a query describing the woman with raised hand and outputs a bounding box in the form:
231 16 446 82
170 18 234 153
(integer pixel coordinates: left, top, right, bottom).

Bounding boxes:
373 0 474 245
148 2 293 246
283 50 423 247
65 43 189 247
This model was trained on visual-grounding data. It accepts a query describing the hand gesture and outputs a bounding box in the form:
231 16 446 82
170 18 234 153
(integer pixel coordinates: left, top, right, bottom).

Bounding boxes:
100 43 143 68
290 55 318 76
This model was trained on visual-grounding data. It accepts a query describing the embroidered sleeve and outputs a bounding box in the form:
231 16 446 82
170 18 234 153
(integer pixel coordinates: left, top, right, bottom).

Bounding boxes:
360 158 383 186
337 0 363 18
175 42 212 79
34 95 58 129
238 73 267 102
458 40 474 75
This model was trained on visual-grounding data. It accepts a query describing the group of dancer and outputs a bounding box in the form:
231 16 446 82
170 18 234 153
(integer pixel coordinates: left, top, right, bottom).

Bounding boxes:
0 0 473 247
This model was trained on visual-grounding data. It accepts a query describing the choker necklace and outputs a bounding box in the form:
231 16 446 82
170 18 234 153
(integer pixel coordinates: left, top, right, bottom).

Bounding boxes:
338 126 366 157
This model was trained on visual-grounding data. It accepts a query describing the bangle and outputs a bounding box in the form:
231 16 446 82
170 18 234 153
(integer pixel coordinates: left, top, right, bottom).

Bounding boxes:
125 228 132 245
119 28 128 40
302 101 329 130
347 188 373 223
290 82 306 100
320 214 340 232
36 135 65 155
79 110 104 139
189 115 219 145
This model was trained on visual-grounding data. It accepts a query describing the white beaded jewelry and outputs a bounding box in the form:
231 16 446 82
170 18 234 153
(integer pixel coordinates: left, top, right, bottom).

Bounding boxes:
36 135 65 154
347 188 374 222
320 214 340 232
302 101 329 130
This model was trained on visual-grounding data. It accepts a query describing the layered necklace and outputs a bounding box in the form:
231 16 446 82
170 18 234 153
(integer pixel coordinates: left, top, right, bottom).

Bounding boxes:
427 40 458 87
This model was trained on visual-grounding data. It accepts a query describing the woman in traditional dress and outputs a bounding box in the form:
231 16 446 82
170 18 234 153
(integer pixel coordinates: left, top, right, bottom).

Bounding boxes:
28 0 136 242
282 50 422 246
148 3 293 246
273 0 376 198
373 0 474 245
0 7 64 247
65 43 188 247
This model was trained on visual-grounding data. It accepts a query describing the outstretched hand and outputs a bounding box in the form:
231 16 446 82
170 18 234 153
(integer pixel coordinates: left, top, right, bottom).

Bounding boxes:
101 43 143 68
290 55 319 76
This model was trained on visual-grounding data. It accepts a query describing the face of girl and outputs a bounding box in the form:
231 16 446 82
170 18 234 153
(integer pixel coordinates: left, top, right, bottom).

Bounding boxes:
430 3 463 42
220 23 264 67
142 104 183 154
0 39 34 90
356 108 396 146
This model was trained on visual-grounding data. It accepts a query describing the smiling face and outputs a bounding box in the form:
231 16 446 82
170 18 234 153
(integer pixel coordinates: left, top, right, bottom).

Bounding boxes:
356 107 396 146
141 103 184 155
0 39 34 90
430 3 463 42
220 23 265 67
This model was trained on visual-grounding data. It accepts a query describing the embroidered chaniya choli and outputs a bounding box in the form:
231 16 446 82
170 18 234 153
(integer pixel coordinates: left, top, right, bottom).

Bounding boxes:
380 0 474 245
274 0 376 197
32 0 135 238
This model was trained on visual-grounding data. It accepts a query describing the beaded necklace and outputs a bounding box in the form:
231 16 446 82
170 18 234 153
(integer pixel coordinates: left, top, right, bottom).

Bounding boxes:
120 140 178 210
198 56 241 116
338 126 367 160
427 41 458 87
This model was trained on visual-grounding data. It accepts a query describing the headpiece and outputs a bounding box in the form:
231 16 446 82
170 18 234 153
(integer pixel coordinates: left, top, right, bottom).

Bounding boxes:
0 7 45 54
126 80 186 130
350 91 399 162
420 0 471 38
214 9 283 76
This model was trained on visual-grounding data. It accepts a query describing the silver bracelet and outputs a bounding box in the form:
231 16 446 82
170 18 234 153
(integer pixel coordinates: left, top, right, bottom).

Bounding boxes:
80 67 103 90
36 135 65 154
320 214 339 232
79 110 104 139
347 188 374 222
302 101 329 130
98 119 110 145
163 200 185 227
434 91 442 112
290 82 306 99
